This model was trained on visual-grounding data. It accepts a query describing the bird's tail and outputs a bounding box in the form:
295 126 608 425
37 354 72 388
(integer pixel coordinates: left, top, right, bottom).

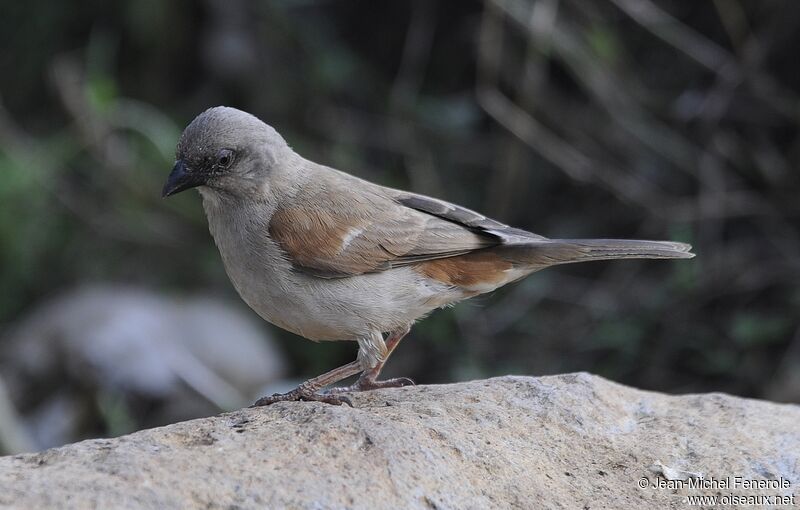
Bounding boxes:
508 238 694 268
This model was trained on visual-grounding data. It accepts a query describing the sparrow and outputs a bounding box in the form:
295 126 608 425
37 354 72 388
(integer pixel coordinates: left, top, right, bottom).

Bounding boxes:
162 106 694 406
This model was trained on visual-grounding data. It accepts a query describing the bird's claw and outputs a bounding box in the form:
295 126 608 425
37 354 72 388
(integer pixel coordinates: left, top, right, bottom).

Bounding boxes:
250 390 353 407
327 376 416 394
359 377 415 390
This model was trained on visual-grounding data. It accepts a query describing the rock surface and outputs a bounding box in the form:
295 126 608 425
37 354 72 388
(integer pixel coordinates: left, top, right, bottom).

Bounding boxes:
0 374 798 509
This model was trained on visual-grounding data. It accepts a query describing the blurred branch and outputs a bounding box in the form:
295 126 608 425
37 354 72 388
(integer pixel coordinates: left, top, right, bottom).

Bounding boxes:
609 0 736 76
609 0 800 122
389 0 442 197
390 0 437 109
477 0 800 240
484 0 557 219
477 0 685 217
712 0 750 54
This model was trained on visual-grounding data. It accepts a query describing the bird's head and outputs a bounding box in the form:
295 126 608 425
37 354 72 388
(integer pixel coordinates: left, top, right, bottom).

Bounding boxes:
162 106 288 199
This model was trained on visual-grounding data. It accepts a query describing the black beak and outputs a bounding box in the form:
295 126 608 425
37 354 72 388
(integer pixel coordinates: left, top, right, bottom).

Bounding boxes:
162 160 206 198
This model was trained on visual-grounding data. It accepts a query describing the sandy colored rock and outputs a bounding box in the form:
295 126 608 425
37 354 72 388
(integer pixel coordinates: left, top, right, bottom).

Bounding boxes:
0 374 798 509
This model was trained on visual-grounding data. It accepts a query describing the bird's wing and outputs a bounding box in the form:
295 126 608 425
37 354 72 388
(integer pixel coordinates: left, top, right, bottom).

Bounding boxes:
390 190 546 243
268 170 506 278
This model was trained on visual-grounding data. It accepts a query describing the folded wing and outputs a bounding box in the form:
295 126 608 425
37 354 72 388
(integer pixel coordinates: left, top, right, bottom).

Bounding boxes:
268 170 505 278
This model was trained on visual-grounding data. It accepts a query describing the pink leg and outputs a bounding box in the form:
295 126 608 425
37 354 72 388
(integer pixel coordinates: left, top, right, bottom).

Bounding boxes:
328 327 414 394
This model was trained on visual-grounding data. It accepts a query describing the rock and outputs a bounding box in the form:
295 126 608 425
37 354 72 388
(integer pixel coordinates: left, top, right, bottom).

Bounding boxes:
0 374 798 509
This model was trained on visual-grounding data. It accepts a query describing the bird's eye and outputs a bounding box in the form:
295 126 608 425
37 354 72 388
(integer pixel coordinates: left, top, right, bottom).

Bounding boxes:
217 149 235 169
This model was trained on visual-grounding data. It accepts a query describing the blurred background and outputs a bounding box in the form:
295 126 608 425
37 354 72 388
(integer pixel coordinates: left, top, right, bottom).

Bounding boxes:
1 0 799 454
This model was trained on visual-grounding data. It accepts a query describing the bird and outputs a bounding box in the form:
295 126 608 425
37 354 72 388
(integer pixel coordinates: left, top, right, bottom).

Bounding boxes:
162 106 694 406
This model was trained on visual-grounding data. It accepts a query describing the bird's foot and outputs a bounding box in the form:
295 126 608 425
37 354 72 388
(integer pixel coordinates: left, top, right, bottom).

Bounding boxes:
327 376 415 394
250 388 353 407
359 377 415 391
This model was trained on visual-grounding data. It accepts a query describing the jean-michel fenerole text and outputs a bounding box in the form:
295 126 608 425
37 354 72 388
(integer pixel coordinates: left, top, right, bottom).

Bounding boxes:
652 476 792 491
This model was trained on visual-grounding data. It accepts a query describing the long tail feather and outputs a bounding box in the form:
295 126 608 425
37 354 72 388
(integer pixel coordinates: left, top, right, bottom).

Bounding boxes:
510 239 694 267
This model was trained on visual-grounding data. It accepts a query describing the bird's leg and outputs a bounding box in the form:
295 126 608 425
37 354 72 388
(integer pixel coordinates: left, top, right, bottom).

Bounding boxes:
327 327 414 394
356 327 414 390
250 360 362 407
252 327 414 405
